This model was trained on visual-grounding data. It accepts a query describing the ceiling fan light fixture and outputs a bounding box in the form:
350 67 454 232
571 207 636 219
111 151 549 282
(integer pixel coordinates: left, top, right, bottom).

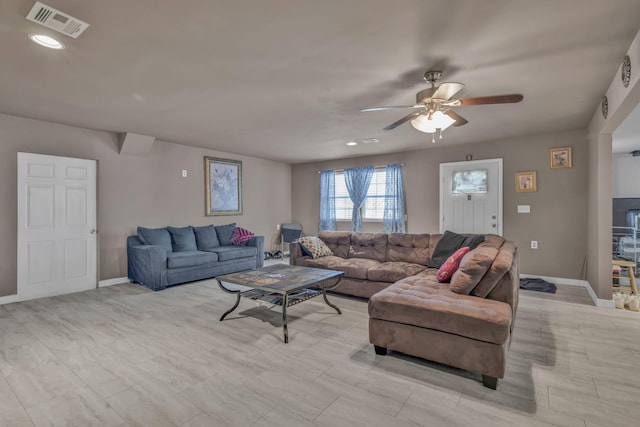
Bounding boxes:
411 111 455 134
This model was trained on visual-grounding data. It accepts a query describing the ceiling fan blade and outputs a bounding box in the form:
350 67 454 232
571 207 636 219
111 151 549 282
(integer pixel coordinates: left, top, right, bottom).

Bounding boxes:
383 112 421 131
432 82 464 100
445 110 468 127
416 87 437 103
361 105 422 112
457 94 523 106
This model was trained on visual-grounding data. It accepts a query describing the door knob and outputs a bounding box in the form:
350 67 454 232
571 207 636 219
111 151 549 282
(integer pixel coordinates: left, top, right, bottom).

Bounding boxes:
90 229 97 234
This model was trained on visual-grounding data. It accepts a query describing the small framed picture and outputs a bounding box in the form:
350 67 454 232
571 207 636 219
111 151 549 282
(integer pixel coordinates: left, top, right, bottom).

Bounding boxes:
549 147 572 169
515 171 537 193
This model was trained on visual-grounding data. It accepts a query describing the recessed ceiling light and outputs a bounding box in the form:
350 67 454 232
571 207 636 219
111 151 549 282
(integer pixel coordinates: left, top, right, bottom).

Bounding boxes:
346 141 358 146
29 34 64 50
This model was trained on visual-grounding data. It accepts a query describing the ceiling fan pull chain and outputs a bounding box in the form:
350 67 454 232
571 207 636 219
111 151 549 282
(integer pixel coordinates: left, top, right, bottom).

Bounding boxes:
439 129 444 139
432 133 436 143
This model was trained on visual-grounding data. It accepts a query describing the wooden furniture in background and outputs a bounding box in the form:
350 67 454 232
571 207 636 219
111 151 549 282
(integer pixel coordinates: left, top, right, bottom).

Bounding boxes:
612 259 638 295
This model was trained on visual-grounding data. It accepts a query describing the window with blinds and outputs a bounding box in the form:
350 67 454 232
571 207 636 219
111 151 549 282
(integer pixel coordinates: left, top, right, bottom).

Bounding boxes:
335 168 386 221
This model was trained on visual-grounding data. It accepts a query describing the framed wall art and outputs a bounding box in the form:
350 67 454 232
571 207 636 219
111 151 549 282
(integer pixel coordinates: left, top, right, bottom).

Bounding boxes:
515 171 537 193
204 156 242 216
549 147 572 169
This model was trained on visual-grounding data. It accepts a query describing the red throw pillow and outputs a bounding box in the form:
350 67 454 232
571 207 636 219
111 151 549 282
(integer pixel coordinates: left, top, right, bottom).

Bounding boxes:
437 246 470 283
230 227 255 246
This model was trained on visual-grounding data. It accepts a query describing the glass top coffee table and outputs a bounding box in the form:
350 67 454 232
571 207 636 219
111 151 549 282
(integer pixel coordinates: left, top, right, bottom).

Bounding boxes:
215 264 343 343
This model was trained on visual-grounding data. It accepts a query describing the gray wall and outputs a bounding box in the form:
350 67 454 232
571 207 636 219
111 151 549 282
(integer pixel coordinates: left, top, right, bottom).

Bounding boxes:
586 28 640 301
292 129 588 280
612 154 640 198
0 113 291 297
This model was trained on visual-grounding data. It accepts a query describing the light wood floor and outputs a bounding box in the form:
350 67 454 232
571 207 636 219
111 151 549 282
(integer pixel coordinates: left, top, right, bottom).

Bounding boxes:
1 273 639 426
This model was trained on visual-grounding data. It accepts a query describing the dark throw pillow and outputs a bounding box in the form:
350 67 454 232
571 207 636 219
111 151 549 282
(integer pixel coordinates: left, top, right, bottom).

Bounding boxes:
463 235 485 251
215 223 237 246
167 226 197 252
428 230 468 268
193 225 220 250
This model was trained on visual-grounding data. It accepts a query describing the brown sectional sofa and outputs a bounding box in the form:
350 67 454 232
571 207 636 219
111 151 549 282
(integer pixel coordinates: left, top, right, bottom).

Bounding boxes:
289 231 519 389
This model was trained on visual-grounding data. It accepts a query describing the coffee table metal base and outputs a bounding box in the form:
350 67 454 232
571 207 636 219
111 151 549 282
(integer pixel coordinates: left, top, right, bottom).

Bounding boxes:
216 277 342 343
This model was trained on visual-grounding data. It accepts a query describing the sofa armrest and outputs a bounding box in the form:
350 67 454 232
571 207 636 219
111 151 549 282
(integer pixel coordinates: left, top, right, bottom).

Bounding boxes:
289 242 305 265
247 235 265 268
127 245 168 291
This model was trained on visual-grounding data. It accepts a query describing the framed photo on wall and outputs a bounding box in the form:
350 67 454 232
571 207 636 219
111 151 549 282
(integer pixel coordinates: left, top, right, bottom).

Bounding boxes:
549 147 572 169
515 171 537 193
204 156 242 216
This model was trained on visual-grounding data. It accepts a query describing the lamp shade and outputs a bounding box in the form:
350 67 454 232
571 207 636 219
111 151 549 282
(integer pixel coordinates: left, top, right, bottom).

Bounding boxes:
411 111 455 133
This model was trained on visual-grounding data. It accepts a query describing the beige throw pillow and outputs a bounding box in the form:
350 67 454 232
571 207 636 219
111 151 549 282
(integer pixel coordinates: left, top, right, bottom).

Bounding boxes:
296 236 333 259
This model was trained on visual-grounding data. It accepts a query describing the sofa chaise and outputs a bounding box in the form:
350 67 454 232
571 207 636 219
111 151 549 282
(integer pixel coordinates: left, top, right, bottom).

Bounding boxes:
127 224 264 291
290 231 518 389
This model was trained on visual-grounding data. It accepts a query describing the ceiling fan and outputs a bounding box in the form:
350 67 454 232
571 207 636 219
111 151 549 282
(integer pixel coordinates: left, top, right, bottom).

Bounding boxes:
361 71 523 142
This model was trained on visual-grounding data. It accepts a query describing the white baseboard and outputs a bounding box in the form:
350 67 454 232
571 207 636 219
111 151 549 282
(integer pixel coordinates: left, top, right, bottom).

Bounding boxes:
0 277 130 305
519 274 614 308
98 277 130 287
0 294 19 306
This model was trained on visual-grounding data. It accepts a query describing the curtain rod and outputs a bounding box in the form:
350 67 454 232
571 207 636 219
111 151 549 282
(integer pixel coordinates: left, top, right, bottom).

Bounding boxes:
317 163 404 173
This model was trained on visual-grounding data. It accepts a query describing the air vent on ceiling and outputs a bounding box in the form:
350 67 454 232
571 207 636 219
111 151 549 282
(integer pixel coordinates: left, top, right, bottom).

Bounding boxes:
25 1 89 39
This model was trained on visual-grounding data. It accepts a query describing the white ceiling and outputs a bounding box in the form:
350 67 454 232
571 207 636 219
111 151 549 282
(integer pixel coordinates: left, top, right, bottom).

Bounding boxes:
1 0 640 164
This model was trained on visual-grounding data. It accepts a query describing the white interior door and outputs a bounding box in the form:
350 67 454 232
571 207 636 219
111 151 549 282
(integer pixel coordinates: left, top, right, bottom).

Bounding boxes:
17 153 97 300
440 158 503 235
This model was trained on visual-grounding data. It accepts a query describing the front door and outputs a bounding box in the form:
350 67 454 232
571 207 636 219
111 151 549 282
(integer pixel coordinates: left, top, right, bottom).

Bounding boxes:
17 153 97 300
439 158 503 235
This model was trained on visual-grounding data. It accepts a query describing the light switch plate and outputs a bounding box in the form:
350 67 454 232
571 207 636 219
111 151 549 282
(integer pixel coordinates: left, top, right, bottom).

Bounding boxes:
181 169 188 178
517 205 531 213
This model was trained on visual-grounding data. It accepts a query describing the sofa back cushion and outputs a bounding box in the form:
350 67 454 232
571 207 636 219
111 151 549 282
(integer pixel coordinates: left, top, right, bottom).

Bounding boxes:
472 240 515 298
348 232 387 262
319 231 351 258
193 225 220 250
485 245 519 324
137 227 172 253
167 226 197 252
386 233 431 265
449 246 499 294
214 223 236 246
479 234 506 250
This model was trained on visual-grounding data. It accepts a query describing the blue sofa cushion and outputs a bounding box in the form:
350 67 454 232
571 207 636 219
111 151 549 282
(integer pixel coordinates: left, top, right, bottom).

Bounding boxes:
167 226 197 252
206 245 257 262
193 225 220 250
137 227 172 253
215 223 236 246
166 251 218 269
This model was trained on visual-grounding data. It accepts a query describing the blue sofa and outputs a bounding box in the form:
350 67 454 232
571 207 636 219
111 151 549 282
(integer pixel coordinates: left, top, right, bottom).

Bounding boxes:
127 223 264 291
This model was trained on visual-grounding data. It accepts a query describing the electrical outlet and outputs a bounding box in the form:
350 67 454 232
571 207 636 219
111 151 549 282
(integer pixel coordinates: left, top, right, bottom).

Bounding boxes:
181 169 188 178
531 240 538 249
